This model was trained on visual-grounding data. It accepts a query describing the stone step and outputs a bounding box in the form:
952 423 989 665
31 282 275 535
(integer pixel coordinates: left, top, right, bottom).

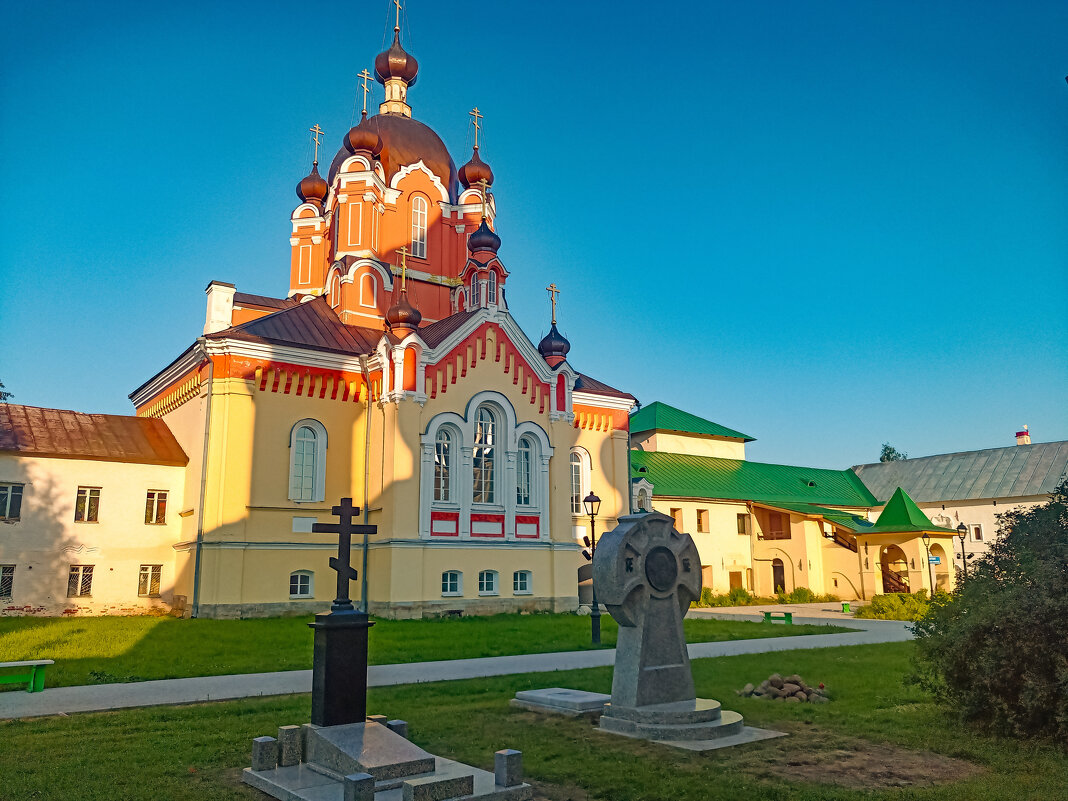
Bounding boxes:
600 710 746 742
603 698 723 725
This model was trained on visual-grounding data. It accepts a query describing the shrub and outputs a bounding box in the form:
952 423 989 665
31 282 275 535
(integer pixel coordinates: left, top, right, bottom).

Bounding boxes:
854 590 932 620
911 480 1068 740
691 587 837 607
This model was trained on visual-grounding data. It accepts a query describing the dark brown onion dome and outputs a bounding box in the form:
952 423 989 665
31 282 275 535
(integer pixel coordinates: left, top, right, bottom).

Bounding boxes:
346 112 383 156
538 323 571 367
296 162 328 205
386 288 422 332
458 146 494 189
375 30 419 86
467 217 501 254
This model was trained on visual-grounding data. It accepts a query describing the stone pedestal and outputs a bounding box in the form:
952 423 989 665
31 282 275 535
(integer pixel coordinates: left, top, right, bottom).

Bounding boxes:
309 610 374 727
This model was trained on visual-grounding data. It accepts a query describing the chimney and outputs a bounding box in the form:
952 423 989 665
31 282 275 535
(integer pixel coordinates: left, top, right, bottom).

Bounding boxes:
1015 425 1031 446
204 281 236 335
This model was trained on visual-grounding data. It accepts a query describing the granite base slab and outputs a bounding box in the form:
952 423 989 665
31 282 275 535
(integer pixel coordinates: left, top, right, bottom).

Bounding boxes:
598 723 787 752
510 688 610 718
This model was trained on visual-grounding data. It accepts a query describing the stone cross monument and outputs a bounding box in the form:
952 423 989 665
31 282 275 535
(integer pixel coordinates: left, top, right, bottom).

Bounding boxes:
309 498 377 726
594 512 745 741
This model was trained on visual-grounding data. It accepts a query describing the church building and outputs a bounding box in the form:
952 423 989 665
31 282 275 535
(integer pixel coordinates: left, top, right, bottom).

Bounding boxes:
127 16 635 618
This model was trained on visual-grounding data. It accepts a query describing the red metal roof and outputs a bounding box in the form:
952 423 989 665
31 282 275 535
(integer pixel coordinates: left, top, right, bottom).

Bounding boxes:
206 295 380 355
574 373 636 401
233 292 299 310
0 404 188 466
418 309 481 348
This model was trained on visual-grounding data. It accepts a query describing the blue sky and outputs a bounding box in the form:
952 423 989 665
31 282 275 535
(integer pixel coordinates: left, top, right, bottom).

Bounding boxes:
1 0 1065 469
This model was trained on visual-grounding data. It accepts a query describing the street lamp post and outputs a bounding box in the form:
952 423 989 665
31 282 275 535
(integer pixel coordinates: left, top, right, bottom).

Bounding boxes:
920 531 934 596
956 522 969 579
583 491 602 645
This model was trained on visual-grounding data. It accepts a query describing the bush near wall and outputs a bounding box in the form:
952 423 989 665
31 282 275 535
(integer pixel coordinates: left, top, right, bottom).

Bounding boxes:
854 591 934 620
693 587 839 607
912 479 1068 741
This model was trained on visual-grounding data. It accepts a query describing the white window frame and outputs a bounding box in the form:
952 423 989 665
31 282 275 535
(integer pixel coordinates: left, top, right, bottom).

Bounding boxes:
487 271 497 305
145 490 168 525
570 448 590 515
970 524 983 543
0 483 23 521
478 569 499 596
0 564 14 598
347 201 362 246
434 428 454 503
329 275 342 308
513 570 532 595
516 436 535 507
471 274 481 308
359 273 376 308
441 570 462 597
637 489 650 512
290 570 314 599
67 564 94 597
288 419 328 503
472 406 498 506
138 564 163 597
411 196 428 259
75 487 101 523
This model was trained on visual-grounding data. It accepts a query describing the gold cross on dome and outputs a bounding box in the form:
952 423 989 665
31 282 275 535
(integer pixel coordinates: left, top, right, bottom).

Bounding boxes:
309 124 325 163
396 245 409 289
546 283 560 325
475 177 489 219
357 69 373 115
393 0 402 31
469 107 483 148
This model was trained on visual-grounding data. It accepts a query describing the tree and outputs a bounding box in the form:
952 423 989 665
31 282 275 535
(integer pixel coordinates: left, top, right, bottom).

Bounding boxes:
911 479 1068 740
879 443 907 462
0 379 11 403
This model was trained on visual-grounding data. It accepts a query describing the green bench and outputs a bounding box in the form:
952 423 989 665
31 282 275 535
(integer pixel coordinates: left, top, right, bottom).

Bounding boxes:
762 611 793 625
0 659 54 693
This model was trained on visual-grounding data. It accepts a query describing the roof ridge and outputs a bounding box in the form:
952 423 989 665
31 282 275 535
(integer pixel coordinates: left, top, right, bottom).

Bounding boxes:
851 439 1068 470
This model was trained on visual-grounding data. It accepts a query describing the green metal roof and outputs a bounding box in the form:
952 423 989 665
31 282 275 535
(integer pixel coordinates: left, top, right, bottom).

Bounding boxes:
863 487 957 534
630 450 877 508
630 402 755 442
754 500 875 533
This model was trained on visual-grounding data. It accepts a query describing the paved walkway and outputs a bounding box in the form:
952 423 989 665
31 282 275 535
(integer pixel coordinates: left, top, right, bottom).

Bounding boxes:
0 615 910 720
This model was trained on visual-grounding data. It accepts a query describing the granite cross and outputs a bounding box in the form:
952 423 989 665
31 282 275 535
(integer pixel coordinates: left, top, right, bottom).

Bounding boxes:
312 498 375 613
593 511 702 708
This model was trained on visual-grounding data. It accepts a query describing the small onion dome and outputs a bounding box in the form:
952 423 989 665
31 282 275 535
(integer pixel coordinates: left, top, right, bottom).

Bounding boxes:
296 162 328 205
375 30 419 87
538 323 571 367
346 112 383 156
467 217 501 254
386 289 422 332
458 146 494 189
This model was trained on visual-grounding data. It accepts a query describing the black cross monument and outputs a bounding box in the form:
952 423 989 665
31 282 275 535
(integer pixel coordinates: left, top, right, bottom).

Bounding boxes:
309 498 377 726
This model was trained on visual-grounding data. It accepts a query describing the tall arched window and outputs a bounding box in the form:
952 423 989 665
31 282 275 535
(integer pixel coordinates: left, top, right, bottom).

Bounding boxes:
434 429 453 502
472 406 496 504
411 196 428 258
470 274 481 308
359 273 376 308
487 271 497 305
570 448 590 514
329 275 341 308
637 488 650 512
289 419 328 502
516 436 534 506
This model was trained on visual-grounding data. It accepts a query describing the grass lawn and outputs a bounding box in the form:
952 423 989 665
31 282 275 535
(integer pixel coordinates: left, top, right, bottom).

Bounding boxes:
1 642 1063 801
0 613 850 689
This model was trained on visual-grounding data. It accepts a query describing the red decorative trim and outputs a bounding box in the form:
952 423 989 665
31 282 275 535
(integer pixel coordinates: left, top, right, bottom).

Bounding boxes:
470 512 505 538
515 515 540 539
430 511 460 537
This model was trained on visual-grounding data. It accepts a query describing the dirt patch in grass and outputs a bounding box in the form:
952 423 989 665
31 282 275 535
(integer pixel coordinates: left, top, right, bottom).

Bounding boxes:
747 724 987 789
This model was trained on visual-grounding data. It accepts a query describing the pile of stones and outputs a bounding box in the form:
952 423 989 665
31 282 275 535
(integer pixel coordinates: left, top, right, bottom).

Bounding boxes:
737 673 830 703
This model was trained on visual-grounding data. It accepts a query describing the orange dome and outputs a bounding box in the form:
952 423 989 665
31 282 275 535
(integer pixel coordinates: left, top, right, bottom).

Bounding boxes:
375 30 419 86
296 163 328 205
458 146 494 189
346 112 383 157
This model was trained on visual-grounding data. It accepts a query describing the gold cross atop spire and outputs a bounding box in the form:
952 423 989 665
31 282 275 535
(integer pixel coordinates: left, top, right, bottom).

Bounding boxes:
393 0 402 32
546 283 560 325
475 177 489 219
396 245 409 290
357 69 373 115
309 124 325 164
469 107 483 149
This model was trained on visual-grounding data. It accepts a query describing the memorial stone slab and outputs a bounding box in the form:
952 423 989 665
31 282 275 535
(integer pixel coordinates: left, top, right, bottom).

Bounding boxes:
494 749 523 787
278 725 302 767
511 688 610 717
251 736 279 772
402 773 475 801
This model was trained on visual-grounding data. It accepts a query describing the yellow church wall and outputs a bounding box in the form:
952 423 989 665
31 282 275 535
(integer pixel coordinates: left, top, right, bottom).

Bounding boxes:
633 431 746 460
0 454 185 616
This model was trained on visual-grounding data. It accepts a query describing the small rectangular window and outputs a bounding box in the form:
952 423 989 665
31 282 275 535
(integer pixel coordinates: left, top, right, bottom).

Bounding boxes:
289 572 312 598
67 565 94 597
75 487 101 523
513 570 531 594
696 509 709 533
0 565 14 597
971 525 983 543
138 565 162 597
737 513 750 535
478 570 498 595
0 483 24 521
670 508 683 531
145 491 168 525
766 511 789 540
441 571 461 596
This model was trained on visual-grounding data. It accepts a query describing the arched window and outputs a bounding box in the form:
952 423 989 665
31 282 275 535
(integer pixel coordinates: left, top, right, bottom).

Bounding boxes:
434 429 453 502
289 570 313 598
329 275 342 308
441 570 462 596
570 449 590 514
359 273 376 307
411 196 428 258
517 436 534 506
637 488 650 512
289 419 328 502
472 406 497 504
487 271 497 305
478 569 499 596
470 274 481 308
513 570 532 595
